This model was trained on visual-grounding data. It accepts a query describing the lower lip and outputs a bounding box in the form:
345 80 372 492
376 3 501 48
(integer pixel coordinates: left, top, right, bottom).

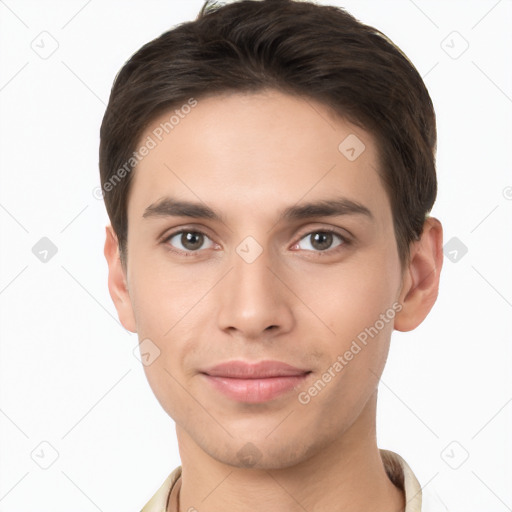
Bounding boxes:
202 374 310 403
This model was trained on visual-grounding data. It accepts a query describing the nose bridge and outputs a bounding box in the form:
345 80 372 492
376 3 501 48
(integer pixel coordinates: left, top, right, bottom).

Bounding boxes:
234 238 272 295
232 236 276 310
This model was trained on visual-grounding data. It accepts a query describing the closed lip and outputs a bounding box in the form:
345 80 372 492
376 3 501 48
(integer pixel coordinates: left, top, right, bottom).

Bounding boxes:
200 360 311 378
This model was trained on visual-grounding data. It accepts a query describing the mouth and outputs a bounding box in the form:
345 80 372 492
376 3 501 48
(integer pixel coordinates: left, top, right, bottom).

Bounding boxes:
200 360 312 403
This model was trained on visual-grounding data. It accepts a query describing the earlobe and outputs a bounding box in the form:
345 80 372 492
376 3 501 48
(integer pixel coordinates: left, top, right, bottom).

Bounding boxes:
104 225 137 333
394 217 443 332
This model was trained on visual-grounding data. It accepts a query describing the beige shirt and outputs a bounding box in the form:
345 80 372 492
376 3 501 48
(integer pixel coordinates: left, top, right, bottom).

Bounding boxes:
140 449 448 512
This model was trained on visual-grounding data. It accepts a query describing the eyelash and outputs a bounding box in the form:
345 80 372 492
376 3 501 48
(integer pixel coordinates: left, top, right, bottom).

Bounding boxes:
161 227 351 258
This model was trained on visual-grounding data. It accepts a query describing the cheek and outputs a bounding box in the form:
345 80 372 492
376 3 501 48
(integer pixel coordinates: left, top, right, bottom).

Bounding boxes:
128 249 208 334
296 268 397 428
127 253 214 407
298 253 399 342
296 252 400 409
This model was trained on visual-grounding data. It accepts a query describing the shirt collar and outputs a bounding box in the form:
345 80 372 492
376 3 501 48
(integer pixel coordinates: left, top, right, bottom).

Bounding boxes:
140 448 424 512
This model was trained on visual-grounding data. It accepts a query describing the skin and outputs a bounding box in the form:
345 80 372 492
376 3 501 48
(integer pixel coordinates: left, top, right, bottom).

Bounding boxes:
104 89 443 512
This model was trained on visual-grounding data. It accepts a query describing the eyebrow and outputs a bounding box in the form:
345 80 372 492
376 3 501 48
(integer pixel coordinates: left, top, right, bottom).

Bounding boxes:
142 196 374 223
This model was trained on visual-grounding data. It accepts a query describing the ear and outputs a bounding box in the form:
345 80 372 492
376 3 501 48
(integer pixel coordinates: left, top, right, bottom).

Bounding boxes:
394 216 443 332
104 225 137 333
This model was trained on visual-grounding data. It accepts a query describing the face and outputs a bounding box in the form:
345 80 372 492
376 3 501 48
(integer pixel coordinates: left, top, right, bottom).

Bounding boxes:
109 89 412 469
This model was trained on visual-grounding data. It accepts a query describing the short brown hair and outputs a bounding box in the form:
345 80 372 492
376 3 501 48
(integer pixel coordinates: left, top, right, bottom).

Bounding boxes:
99 0 437 269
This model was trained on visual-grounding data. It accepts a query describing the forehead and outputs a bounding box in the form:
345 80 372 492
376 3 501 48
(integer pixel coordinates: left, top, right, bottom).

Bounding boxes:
127 90 390 224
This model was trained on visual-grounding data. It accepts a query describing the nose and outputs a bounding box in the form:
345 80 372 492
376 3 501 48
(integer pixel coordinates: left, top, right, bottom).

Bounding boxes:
216 241 295 340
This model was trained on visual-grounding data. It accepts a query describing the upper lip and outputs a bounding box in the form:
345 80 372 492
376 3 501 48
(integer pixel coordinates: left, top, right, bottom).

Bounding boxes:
201 360 311 378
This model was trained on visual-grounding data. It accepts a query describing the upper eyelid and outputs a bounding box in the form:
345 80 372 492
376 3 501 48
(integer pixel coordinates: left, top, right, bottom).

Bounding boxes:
162 226 215 243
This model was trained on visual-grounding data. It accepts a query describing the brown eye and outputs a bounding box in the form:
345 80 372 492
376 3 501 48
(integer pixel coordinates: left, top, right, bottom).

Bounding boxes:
296 230 347 253
180 232 204 250
164 230 215 253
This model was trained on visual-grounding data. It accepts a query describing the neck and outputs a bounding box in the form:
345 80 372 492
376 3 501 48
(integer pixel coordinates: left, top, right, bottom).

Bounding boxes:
174 391 405 512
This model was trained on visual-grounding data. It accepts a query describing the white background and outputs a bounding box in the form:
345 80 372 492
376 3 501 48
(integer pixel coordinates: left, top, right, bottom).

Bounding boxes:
0 0 511 510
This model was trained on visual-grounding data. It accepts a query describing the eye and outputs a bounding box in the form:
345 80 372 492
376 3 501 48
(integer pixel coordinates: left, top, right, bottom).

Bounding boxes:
293 229 348 254
163 229 217 254
162 227 350 257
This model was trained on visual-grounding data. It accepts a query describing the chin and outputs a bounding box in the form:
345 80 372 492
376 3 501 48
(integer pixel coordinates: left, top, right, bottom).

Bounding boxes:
207 437 312 471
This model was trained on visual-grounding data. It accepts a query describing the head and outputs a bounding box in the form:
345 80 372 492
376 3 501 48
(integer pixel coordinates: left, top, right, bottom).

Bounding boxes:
101 0 443 469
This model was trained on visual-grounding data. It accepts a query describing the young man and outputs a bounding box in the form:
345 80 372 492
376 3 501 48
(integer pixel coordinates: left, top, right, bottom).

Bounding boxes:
100 1 445 510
